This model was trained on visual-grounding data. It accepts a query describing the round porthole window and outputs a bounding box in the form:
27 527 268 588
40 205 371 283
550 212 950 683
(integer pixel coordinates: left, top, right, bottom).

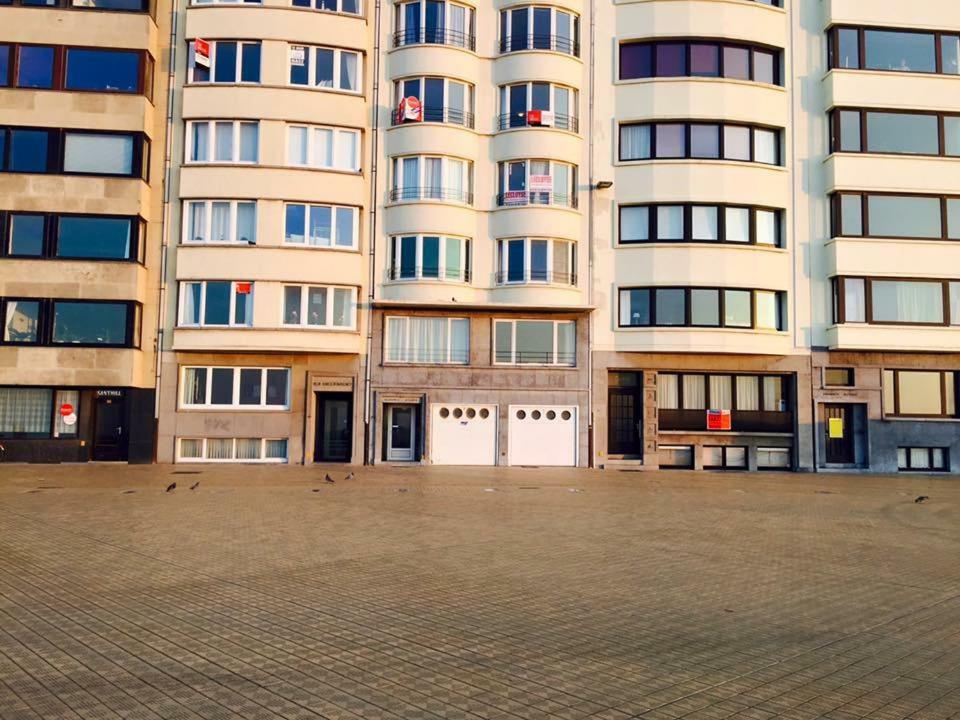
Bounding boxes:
531 410 542 420
517 410 526 420
479 408 490 419
546 410 556 420
439 407 450 418
453 408 463 418
561 410 572 421
466 408 476 419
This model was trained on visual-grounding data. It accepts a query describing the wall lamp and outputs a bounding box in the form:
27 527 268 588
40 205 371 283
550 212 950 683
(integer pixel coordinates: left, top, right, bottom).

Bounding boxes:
595 180 613 190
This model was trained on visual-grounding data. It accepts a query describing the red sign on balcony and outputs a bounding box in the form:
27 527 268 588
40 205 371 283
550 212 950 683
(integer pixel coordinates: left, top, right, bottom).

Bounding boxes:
398 96 423 122
706 409 731 431
194 38 211 69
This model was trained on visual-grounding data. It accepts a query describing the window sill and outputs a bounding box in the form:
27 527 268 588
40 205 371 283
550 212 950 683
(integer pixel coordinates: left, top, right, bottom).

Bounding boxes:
495 125 581 139
495 48 582 64
616 241 786 252
613 75 786 92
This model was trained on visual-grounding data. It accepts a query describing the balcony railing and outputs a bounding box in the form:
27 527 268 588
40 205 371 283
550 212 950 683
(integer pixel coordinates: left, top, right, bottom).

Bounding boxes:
390 187 474 204
658 409 794 434
387 265 471 282
495 270 577 286
496 191 578 209
499 35 579 56
392 106 475 129
497 112 578 133
393 28 477 51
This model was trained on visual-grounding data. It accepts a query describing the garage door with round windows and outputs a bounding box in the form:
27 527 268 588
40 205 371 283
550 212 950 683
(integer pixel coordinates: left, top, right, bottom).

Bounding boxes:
507 405 577 467
430 404 498 466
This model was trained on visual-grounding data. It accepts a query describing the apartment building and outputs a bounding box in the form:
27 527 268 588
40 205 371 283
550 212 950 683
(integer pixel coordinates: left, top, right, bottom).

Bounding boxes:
0 0 167 462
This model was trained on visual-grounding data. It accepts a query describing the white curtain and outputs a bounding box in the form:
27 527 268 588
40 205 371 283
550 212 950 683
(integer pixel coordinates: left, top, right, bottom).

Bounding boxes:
412 317 447 362
63 133 133 174
235 439 261 460
951 283 960 325
844 278 866 322
206 438 234 460
0 388 52 434
725 207 750 243
450 318 469 363
182 283 202 324
763 377 783 411
620 125 651 160
211 202 231 242
181 368 207 405
332 288 351 327
335 207 355 248
692 206 718 240
753 129 777 164
188 202 206 242
683 375 706 409
191 122 208 161
288 127 307 165
214 122 233 161
179 439 203 459
386 317 407 362
337 130 357 170
313 128 333 168
657 374 679 410
756 209 777 245
872 281 944 323
339 52 358 91
657 206 684 240
236 202 255 244
264 439 287 460
756 291 779 329
402 157 419 195
709 376 732 410
621 206 649 241
425 158 442 198
239 122 258 162
736 376 760 411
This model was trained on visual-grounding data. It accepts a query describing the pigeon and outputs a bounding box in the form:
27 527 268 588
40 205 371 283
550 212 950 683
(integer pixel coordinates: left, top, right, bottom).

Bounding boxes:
122 490 136 495
344 472 354 481
312 488 320 493
915 495 929 504
190 481 200 490
165 482 176 493
398 488 408 493
324 474 335 483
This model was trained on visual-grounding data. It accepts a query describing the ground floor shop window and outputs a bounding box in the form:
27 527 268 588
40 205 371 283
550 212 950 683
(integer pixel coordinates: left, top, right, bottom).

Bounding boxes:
0 387 52 437
177 437 288 463
656 372 791 432
898 447 948 471
703 446 746 469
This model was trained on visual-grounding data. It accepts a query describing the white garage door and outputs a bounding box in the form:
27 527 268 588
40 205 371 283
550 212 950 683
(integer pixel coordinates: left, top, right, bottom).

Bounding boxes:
507 405 577 467
430 404 498 465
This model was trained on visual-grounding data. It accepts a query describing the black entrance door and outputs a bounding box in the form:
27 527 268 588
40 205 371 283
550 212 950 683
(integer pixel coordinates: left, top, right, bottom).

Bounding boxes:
824 404 854 464
93 396 127 461
608 386 643 456
315 392 353 462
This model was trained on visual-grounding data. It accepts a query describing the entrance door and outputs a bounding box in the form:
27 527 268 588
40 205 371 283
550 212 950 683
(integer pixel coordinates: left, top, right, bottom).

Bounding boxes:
824 404 854 464
92 396 127 461
608 386 643 456
315 392 352 462
387 405 416 461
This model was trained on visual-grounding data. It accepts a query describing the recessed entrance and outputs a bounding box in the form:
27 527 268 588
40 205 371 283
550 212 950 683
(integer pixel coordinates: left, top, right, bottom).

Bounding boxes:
386 404 417 462
824 403 864 466
314 392 353 462
92 394 127 461
607 372 643 457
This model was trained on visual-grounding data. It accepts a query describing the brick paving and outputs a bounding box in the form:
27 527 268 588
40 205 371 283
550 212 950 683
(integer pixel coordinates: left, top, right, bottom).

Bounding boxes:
0 465 958 720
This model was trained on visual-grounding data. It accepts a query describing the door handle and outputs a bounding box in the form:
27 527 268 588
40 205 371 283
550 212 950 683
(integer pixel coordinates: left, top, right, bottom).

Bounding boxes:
116 426 123 435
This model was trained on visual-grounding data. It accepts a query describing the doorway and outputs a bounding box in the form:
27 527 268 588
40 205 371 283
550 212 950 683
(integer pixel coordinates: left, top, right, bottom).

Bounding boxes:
314 392 353 462
824 404 855 464
607 373 643 457
386 404 417 461
92 395 127 461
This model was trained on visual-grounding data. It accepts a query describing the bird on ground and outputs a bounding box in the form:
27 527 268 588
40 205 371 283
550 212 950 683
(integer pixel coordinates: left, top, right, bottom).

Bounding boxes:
122 490 136 495
165 482 176 493
325 474 335 483
344 472 354 481
312 488 320 493
190 481 200 490
398 488 408 493
915 495 930 504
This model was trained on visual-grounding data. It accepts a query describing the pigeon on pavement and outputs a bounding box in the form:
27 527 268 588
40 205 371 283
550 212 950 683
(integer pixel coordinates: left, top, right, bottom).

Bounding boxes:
915 495 930 503
165 482 176 493
344 472 354 481
325 474 335 483
190 481 200 490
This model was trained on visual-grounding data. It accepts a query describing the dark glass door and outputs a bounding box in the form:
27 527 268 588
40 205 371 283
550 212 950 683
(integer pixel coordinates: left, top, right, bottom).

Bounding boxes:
824 404 854 464
315 392 352 462
608 387 643 456
92 396 127 461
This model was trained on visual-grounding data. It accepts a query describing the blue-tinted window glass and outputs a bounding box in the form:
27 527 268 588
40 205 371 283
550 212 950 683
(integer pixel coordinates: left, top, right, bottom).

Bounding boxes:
620 43 652 79
65 49 140 93
17 46 55 89
507 239 524 281
421 236 439 277
203 282 230 324
284 204 305 243
656 44 687 77
4 301 41 343
399 236 416 278
510 8 527 51
625 289 650 326
0 131 6 169
53 302 128 345
864 30 936 72
0 46 10 87
290 46 309 85
9 215 45 256
210 368 233 404
240 43 260 82
213 42 237 83
9 130 49 172
57 217 132 259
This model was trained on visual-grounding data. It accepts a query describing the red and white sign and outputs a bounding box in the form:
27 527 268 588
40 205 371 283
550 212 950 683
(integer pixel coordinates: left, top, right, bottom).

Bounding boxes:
503 190 528 206
60 404 77 427
398 96 423 122
526 109 555 127
60 404 74 417
528 174 553 193
236 282 252 295
194 38 211 69
706 409 732 431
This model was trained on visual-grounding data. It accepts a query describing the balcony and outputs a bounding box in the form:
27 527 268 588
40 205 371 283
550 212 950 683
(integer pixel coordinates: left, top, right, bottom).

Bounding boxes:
497 112 578 133
393 28 476 52
659 409 793 434
392 106 475 129
499 34 579 57
495 269 577 286
389 186 473 204
496 191 577 209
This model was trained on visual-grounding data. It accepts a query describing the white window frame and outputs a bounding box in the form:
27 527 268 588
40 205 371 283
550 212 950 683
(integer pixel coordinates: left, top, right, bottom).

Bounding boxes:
395 0 476 47
291 0 362 15
389 234 470 282
498 82 577 126
498 159 576 207
493 319 576 367
281 284 357 329
179 366 291 409
176 437 288 463
187 40 261 84
394 76 474 124
496 237 575 285
178 280 254 327
287 45 362 92
384 316 470 364
182 200 257 244
185 120 259 164
192 0 263 4
499 6 579 54
390 155 473 203
283 203 358 249
286 124 360 171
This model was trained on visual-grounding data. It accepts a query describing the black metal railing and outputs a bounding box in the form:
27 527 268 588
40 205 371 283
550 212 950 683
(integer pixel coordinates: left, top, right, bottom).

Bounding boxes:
392 106 475 128
658 409 793 434
495 270 577 286
499 35 579 56
497 112 578 132
496 191 578 209
390 187 473 204
394 28 477 51
387 265 471 282
385 349 469 364
494 351 576 365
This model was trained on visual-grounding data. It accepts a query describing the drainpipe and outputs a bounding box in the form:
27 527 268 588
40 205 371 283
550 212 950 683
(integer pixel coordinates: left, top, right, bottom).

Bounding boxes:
586 0 596 467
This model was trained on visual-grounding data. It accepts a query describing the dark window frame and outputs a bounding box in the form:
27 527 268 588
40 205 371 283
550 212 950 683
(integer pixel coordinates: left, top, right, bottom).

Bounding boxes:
0 0 153 12
703 445 749 470
830 107 960 157
618 286 786 331
884 369 958 419
0 126 149 180
830 191 960 241
898 447 950 471
0 211 144 262
827 25 960 76
618 120 783 166
617 202 784 247
0 297 141 348
619 38 783 85
832 276 957 327
187 39 263 84
823 367 855 387
0 385 85 440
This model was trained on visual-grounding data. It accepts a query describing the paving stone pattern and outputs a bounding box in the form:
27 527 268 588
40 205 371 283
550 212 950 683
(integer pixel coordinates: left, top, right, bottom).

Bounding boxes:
0 465 959 720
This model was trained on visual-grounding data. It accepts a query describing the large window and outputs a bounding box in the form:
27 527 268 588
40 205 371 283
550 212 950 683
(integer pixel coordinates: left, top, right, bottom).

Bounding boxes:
188 40 261 83
619 40 781 85
831 109 960 157
186 121 259 164
180 366 290 408
288 45 360 92
0 45 152 96
1 299 139 347
1 211 143 261
620 121 782 165
391 155 472 203
291 0 359 15
183 200 256 244
384 316 469 364
0 127 147 178
833 277 959 326
394 77 474 127
498 82 577 131
287 125 359 171
178 437 288 463
898 447 949 471
498 6 579 55
388 235 470 281
883 370 957 418
179 281 253 327
619 287 786 330
496 159 577 207
395 0 476 50
832 192 960 241
657 372 792 431
619 203 783 247
0 388 81 439
281 285 355 328
0 0 150 9
828 27 960 75
496 237 576 285
493 319 575 366
284 203 357 249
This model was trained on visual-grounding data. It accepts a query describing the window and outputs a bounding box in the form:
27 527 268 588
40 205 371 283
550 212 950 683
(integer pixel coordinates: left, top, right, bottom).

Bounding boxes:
831 193 960 240
1 127 146 178
188 40 260 83
0 388 53 438
493 319 575 366
498 82 577 131
824 368 854 387
179 281 253 327
178 437 288 463
2 128 50 173
1 212 141 261
281 285 355 328
287 125 359 171
395 77 475 127
15 45 55 88
883 369 957 418
3 300 41 343
496 238 575 285
180 367 289 408
757 447 791 469
658 445 694 469
828 27 959 75
657 372 792 431
619 204 783 246
832 277 956 326
194 0 263 4
498 6 578 55
64 48 145 94
898 447 949 472
384 316 469 363
0 299 139 347
6 214 45 256
284 204 357 248
496 159 577 207
63 132 134 175
391 155 473 203
619 40 781 85
288 45 360 92
703 446 747 470
831 109 957 156
620 121 781 165
291 0 359 14
395 0 476 50
183 201 256 244
389 235 470 281
186 121 259 164
619 288 786 330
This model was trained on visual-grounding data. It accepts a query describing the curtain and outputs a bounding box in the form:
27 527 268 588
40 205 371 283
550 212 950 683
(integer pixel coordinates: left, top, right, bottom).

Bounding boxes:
188 202 206 242
332 288 351 327
557 321 575 365
725 207 750 243
620 125 651 160
239 122 258 162
0 388 52 435
657 206 684 240
235 439 261 460
214 122 233 161
264 439 287 460
530 160 551 204
181 368 207 406
552 240 570 281
444 237 461 280
179 439 203 459
450 318 469 363
425 158 442 198
951 283 960 326
736 376 760 411
402 157 419 197
412 317 447 363
756 209 777 245
386 317 407 362
683 375 706 409
63 133 133 174
206 438 234 460
657 374 679 410
315 48 334 87
762 377 783 411
288 127 307 165
182 283 202 324
756 291 779 329
621 206 648 241
692 206 718 240
191 122 208 161
313 128 333 168
709 376 732 410
336 130 357 170
211 202 231 242
753 129 777 164
335 207 354 248
236 203 255 244
844 278 866 322
339 51 358 92
871 281 943 323
448 3 465 36
554 86 569 125
308 287 328 326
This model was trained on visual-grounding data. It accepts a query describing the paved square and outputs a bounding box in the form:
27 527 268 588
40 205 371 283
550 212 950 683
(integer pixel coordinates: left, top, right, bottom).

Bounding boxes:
0 465 958 720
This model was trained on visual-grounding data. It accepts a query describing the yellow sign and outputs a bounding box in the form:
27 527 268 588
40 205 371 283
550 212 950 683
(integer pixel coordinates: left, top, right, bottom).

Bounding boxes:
828 417 844 439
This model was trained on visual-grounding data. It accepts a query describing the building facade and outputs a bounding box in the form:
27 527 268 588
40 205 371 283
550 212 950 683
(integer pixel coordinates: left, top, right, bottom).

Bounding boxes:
3 0 958 473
